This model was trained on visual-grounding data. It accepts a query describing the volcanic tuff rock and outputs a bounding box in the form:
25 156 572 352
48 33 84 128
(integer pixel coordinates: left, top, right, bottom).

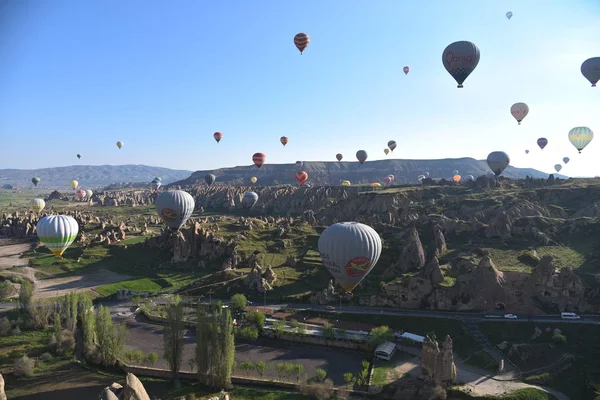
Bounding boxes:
420 335 457 385
530 255 587 312
0 373 6 400
99 373 150 400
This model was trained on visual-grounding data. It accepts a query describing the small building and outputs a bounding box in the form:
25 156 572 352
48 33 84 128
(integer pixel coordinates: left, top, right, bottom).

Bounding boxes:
396 332 425 347
375 341 397 361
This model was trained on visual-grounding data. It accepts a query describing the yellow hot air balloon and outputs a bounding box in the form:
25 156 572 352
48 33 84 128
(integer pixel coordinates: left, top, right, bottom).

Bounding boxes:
30 198 46 213
341 180 351 186
370 182 381 187
384 148 390 156
250 177 258 184
70 180 79 189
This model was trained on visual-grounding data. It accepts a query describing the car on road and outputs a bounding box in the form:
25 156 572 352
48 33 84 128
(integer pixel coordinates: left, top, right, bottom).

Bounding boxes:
504 314 518 319
325 306 335 310
247 301 253 305
561 312 580 320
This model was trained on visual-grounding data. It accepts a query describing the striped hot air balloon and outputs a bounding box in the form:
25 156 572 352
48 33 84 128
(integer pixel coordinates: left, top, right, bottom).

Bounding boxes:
280 136 289 146
252 153 266 168
36 215 79 257
568 127 593 153
294 33 310 55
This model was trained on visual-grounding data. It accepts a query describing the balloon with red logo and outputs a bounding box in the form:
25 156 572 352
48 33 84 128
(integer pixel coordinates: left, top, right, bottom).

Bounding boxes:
155 190 195 230
318 222 382 293
296 171 308 185
252 153 266 168
76 189 86 201
213 132 223 143
336 153 343 162
442 41 480 88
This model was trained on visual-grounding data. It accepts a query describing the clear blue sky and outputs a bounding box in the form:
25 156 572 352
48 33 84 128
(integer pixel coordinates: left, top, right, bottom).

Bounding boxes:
1 0 599 177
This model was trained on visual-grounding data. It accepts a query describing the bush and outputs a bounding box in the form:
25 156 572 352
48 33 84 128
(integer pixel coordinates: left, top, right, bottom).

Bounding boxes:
551 333 567 346
14 355 35 377
299 379 335 400
246 311 266 332
231 294 247 311
236 326 259 340
315 368 327 382
40 352 53 362
0 317 11 336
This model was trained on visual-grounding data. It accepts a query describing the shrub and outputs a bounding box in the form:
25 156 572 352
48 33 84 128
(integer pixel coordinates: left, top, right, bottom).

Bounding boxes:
299 379 335 400
236 326 259 340
551 333 567 346
40 352 53 362
146 352 159 367
0 317 11 336
231 294 247 311
246 311 266 332
14 355 35 377
315 368 327 382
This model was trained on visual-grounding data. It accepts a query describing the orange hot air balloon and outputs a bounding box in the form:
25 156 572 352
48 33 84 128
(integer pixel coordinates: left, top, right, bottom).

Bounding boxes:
296 171 308 185
252 153 266 168
280 136 289 146
336 153 343 162
452 174 461 182
294 33 310 54
213 132 223 143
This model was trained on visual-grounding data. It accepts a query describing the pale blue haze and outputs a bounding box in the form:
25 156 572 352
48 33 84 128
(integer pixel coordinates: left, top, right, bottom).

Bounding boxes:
1 0 599 177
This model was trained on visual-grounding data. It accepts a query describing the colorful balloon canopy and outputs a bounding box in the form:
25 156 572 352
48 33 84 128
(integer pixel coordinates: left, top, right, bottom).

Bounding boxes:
453 175 461 182
387 141 397 152
581 57 600 87
318 222 382 293
506 11 513 20
563 157 570 164
250 177 257 184
280 136 288 146
336 153 343 162
382 177 392 184
356 150 368 164
76 189 86 200
85 189 93 199
151 179 161 190
70 180 79 189
403 66 410 75
486 151 510 176
205 174 216 186
36 215 79 257
554 164 562 173
252 153 266 168
293 33 310 54
341 180 351 186
537 138 548 150
568 127 593 153
31 177 40 186
243 192 259 208
295 171 308 185
116 141 124 149
370 182 381 187
155 190 195 230
442 41 480 88
30 198 45 213
510 102 529 125
213 132 223 143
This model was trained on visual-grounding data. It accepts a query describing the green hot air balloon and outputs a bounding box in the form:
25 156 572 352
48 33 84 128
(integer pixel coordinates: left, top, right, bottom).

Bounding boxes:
155 190 195 230
36 215 79 257
318 222 382 293
242 192 259 208
568 127 593 153
204 174 216 186
31 177 41 187
356 150 368 164
486 151 510 176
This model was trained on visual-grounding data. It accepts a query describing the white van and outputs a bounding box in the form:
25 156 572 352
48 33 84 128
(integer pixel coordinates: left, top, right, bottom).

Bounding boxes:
560 312 580 320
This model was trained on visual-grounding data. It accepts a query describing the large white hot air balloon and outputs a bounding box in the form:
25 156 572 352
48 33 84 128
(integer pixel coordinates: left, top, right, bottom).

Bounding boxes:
568 127 594 153
85 189 93 200
242 192 259 208
30 198 46 213
155 190 195 230
318 222 382 293
510 102 529 125
36 215 79 257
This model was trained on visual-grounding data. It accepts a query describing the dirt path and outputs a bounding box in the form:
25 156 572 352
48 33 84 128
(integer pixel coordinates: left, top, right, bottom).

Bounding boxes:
0 242 32 269
33 268 134 298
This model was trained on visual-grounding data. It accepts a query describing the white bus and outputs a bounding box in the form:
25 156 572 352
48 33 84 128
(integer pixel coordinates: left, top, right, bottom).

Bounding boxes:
560 312 580 320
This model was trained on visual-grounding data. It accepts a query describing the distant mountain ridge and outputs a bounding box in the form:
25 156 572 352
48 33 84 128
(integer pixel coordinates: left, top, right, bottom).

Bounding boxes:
172 157 567 187
0 164 193 189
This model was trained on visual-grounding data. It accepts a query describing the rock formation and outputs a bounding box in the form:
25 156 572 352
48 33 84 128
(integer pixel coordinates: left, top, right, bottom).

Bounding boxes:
99 373 150 400
394 227 426 272
420 335 457 386
530 255 586 312
0 373 6 400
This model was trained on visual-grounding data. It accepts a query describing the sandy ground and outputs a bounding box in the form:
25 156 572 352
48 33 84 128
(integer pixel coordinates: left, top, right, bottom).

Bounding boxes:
0 243 32 268
33 268 134 298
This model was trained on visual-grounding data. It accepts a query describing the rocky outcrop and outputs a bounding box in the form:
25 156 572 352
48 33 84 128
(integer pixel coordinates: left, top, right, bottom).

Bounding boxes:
530 256 586 312
99 373 150 400
420 335 457 385
0 373 6 400
394 227 426 272
423 256 444 286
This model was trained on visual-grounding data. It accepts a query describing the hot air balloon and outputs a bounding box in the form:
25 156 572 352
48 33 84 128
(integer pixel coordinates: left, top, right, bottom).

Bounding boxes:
568 127 593 153
296 171 308 185
466 175 475 181
356 150 368 164
151 179 161 190
295 161 304 170
442 41 480 88
453 175 461 182
76 189 86 200
77 154 82 159
70 180 79 189
280 136 289 146
293 33 310 54
213 132 223 143
85 189 93 199
384 148 390 156
403 66 410 75
30 198 45 213
36 215 79 257
563 157 570 164
32 177 40 187
252 153 266 168
424 172 430 178
525 150 530 154
155 190 195 230
554 164 562 173
382 177 392 185
336 153 343 162
487 151 510 176
537 138 548 150
155 177 162 181
452 170 459 176
388 175 395 181
506 11 513 20
417 175 426 183
250 177 258 184
205 174 216 186
510 103 529 125
581 57 600 87
242 192 259 208
370 182 381 187
341 180 351 186
387 141 397 152
318 222 382 293
116 141 123 149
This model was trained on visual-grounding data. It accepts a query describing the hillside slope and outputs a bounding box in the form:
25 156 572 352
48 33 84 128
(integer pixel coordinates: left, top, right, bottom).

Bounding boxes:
172 158 565 187
0 165 192 189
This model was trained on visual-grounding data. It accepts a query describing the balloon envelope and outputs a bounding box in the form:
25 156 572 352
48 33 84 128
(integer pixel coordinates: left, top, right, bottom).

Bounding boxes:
70 180 79 189
30 198 45 213
77 154 82 159
403 66 409 75
568 127 593 153
85 189 93 199
486 151 510 176
250 177 258 184
116 141 123 149
452 170 459 176
384 148 390 156
32 177 40 186
296 171 308 185
510 102 529 124
151 180 161 190
424 172 430 178
76 189 86 200
155 190 195 230
382 177 392 184
205 174 216 186
506 11 513 19
280 136 288 146
537 138 548 150
453 175 461 182
442 41 480 88
356 150 368 164
318 222 382 293
554 164 562 173
36 215 79 257
213 132 223 143
295 161 304 170
466 175 475 181
525 150 530 154
242 192 259 208
370 182 381 187
581 57 600 87
563 157 570 164
387 141 397 152
294 33 310 54
252 153 266 168
341 180 351 186
336 153 343 162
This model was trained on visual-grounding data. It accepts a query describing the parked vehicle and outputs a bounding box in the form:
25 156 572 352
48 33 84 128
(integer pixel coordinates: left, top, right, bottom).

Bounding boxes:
504 314 518 319
561 312 580 320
